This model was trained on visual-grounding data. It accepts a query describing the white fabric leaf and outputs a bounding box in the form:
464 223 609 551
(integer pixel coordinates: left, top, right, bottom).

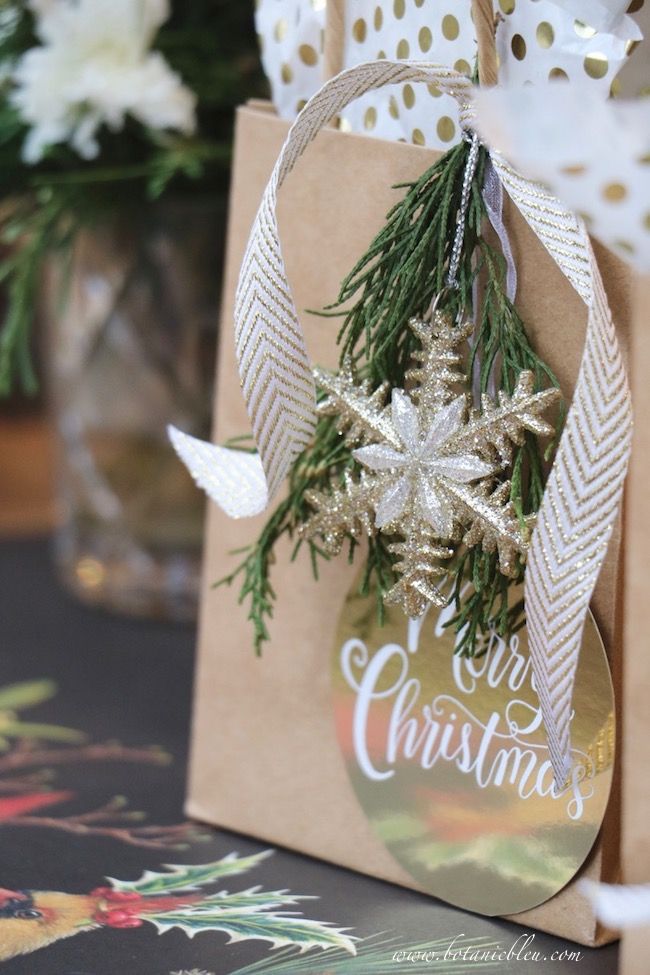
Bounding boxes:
579 879 650 929
168 426 268 519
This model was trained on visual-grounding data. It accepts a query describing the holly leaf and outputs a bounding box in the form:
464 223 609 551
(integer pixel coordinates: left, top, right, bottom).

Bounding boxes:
108 851 274 896
5 721 85 743
197 887 313 912
0 679 57 711
144 907 357 954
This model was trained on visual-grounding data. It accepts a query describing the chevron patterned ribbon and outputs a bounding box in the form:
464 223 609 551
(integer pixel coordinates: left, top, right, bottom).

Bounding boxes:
170 60 632 783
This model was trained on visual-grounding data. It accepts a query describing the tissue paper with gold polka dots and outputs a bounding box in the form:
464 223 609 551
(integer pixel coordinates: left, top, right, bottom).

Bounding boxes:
255 0 645 150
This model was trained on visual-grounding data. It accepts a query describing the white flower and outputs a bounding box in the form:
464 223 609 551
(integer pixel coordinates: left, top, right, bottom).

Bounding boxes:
12 0 197 163
353 390 494 537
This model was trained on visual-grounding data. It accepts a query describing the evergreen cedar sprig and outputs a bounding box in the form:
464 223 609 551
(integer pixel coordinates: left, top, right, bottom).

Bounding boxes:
219 140 564 656
0 1 266 394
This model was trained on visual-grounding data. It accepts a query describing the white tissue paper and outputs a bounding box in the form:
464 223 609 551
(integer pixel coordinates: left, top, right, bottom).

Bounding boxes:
474 84 650 271
255 0 644 151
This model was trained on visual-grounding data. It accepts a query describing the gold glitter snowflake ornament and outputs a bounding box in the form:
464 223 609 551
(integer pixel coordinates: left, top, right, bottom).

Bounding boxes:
301 310 560 618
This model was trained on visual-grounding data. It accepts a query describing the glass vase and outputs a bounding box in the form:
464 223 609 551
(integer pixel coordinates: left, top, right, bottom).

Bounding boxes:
46 200 223 621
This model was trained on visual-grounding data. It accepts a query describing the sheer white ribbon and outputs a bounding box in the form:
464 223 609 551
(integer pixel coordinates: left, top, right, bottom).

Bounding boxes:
170 60 632 784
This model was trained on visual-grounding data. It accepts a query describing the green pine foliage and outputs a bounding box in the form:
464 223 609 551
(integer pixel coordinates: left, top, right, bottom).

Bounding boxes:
222 140 563 656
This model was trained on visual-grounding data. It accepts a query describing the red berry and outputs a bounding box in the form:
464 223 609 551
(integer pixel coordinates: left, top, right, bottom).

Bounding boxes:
106 891 142 903
99 908 145 929
104 910 132 924
110 916 143 929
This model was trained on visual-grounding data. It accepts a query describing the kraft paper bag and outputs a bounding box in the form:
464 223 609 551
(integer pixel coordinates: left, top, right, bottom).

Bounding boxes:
186 101 631 947
620 276 650 974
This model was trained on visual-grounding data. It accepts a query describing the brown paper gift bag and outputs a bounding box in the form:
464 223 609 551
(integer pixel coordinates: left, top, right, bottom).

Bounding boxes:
620 276 650 974
186 98 631 947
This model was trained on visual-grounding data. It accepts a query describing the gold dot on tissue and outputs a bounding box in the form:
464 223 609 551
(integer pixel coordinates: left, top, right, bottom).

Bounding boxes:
428 83 442 97
296 99 307 112
274 19 288 42
374 6 383 30
442 14 459 40
499 0 515 12
454 58 471 75
389 95 400 119
281 62 293 83
353 18 367 43
639 153 650 164
643 212 650 231
412 129 425 146
560 164 587 176
584 53 609 78
397 38 410 58
377 49 387 58
299 44 318 65
364 107 377 130
536 22 554 47
511 34 526 59
419 26 433 52
394 0 406 17
574 20 597 38
403 84 415 109
549 67 569 81
437 116 456 142
414 0 425 6
603 182 627 202
616 239 636 254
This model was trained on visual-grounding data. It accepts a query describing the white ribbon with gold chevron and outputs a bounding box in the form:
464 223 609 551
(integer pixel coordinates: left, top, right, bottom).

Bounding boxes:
169 60 632 784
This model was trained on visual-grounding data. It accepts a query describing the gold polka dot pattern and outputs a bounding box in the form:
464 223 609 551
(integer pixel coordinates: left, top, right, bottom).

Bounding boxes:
396 38 410 58
299 43 318 65
255 0 644 152
418 26 432 53
353 19 367 43
441 14 459 41
536 22 554 49
436 116 456 142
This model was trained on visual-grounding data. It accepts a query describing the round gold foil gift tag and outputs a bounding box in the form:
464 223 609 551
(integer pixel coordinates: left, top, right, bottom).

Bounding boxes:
332 583 614 916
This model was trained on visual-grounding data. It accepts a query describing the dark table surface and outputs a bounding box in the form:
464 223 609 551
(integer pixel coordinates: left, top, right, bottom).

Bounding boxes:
0 537 618 975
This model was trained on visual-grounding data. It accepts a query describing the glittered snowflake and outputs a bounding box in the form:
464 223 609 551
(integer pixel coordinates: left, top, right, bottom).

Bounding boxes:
301 311 559 618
